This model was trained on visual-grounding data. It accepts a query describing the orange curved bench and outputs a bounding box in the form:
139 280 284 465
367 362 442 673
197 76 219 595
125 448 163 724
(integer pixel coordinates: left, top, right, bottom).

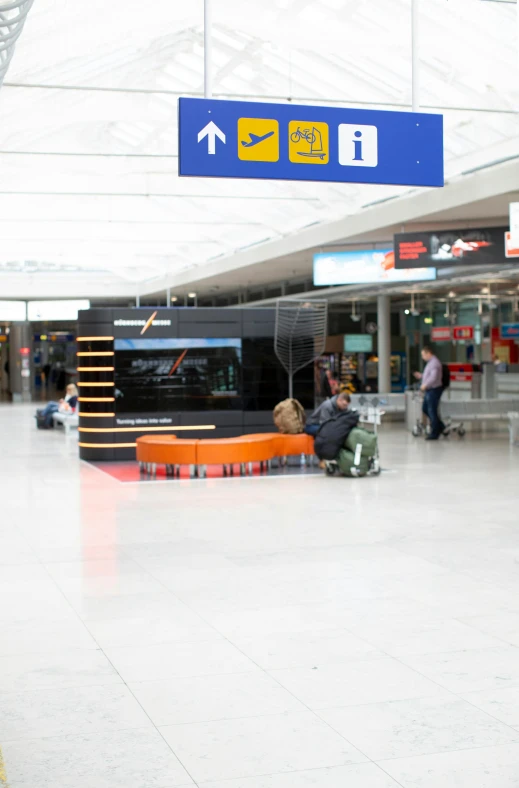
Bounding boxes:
136 435 177 465
136 436 198 477
258 432 315 459
136 432 315 477
197 435 276 476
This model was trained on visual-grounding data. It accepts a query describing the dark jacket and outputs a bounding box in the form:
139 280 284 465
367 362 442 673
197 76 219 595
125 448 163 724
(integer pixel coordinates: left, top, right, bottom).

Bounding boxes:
308 395 343 426
314 409 360 461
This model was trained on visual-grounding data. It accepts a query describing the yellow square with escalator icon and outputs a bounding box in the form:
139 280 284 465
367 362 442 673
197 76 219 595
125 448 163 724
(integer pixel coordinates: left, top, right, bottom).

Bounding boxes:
238 118 279 162
288 120 329 164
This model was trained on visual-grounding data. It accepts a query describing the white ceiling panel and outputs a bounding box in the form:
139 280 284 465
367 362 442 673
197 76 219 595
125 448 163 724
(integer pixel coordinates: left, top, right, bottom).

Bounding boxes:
0 0 518 296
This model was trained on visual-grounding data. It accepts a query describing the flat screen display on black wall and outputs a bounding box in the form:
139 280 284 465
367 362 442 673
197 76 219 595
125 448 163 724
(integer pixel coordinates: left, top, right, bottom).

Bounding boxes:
114 337 242 412
394 227 507 269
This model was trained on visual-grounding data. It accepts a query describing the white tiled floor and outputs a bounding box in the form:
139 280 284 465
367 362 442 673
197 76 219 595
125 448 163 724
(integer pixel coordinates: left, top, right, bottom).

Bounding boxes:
2 403 519 787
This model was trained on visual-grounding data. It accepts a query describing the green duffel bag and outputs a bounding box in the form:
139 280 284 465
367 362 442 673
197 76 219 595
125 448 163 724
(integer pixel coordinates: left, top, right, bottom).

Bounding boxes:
337 448 370 477
345 427 377 458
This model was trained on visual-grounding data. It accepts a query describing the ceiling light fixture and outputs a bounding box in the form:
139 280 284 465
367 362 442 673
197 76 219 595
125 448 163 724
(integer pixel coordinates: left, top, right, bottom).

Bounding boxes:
410 293 420 317
351 301 361 322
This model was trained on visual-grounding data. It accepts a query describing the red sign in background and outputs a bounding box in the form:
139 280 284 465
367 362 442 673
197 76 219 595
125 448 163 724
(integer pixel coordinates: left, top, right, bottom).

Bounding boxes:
447 363 477 382
452 325 474 341
431 327 452 341
431 326 475 342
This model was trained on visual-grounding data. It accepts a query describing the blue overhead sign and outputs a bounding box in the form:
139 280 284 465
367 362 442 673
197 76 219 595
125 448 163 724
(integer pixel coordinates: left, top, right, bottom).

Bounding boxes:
178 98 444 188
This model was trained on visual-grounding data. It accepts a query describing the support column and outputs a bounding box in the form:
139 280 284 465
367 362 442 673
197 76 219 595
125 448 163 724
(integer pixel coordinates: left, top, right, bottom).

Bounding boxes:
377 295 391 394
411 0 420 112
204 0 213 99
9 322 33 403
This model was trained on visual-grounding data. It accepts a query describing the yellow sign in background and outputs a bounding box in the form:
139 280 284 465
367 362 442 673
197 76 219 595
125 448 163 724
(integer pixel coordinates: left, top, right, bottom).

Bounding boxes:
288 120 329 164
238 118 279 162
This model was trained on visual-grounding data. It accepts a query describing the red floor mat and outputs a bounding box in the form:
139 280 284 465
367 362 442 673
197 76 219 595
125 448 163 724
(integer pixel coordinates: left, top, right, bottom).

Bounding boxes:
89 461 321 483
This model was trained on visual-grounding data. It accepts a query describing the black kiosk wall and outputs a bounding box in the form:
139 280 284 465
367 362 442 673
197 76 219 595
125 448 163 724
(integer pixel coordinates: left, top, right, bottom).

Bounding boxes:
77 307 314 461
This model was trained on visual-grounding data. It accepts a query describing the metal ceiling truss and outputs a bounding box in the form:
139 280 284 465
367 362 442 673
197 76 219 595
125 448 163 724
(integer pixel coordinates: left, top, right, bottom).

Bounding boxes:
0 0 33 87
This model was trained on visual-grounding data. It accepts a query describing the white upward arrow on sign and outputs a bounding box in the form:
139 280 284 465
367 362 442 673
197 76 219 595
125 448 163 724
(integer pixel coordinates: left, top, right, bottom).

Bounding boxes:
197 121 226 155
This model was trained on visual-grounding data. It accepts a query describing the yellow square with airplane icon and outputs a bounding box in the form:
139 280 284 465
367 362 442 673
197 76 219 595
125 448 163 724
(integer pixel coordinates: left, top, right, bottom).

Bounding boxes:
288 120 329 164
238 118 279 162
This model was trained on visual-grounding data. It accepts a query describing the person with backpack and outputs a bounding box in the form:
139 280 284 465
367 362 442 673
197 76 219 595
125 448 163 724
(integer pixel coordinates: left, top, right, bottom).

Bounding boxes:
415 347 447 440
304 392 351 437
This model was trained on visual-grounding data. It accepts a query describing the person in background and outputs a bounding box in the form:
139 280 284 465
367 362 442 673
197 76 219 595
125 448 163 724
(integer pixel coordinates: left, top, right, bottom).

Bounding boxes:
319 364 333 399
325 368 340 395
494 354 507 373
414 347 446 440
36 383 78 429
304 392 351 437
42 362 51 389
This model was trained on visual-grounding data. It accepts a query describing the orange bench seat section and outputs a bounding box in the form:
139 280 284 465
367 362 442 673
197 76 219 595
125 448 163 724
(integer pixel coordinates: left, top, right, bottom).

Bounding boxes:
136 432 314 468
137 437 198 466
197 436 276 466
136 435 177 464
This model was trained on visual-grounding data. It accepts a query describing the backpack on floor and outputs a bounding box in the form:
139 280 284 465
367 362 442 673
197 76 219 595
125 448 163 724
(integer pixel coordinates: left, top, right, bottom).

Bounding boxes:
35 413 49 429
345 427 377 458
336 447 370 477
314 410 360 460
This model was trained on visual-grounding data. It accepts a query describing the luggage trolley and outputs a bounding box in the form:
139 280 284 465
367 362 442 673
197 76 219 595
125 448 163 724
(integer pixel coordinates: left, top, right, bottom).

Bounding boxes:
405 385 455 438
405 385 428 437
358 395 383 474
324 396 383 477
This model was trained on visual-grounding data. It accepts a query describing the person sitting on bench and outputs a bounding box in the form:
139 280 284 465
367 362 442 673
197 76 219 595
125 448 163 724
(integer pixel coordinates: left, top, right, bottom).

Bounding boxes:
36 384 78 429
304 392 351 437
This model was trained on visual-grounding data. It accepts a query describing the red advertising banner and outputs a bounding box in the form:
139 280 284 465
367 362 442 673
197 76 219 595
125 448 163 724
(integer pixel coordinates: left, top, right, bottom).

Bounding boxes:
448 363 476 382
452 325 474 341
431 326 451 341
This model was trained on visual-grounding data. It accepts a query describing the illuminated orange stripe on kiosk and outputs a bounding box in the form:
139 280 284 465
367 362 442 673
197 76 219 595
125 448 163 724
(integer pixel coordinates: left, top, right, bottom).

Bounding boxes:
77 367 114 372
80 412 114 418
78 397 115 403
79 425 216 433
77 381 115 387
77 352 114 357
77 336 114 342
79 442 137 449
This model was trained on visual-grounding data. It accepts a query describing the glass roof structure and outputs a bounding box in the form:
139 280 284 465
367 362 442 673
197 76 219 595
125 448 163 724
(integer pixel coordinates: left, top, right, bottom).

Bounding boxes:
0 0 518 297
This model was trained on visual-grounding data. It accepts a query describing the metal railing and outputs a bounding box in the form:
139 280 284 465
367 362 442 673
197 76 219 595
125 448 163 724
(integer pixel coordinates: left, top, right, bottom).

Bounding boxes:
442 398 519 421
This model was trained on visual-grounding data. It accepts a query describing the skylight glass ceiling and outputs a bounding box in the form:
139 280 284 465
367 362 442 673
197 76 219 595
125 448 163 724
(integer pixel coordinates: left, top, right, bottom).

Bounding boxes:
0 0 518 297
